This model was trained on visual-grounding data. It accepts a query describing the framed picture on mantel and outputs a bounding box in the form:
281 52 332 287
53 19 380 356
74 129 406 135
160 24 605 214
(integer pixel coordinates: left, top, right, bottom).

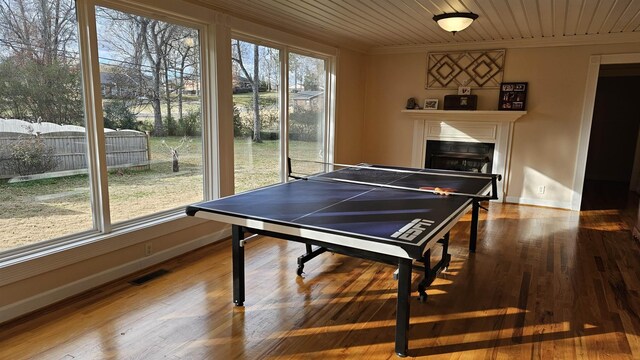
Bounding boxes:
423 99 438 110
498 82 527 110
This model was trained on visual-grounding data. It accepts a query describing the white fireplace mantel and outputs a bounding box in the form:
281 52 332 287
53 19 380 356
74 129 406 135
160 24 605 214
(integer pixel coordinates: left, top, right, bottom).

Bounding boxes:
402 109 527 201
401 109 526 122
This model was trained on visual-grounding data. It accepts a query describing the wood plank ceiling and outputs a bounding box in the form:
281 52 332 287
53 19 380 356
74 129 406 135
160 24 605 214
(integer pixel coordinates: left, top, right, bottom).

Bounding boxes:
191 0 640 51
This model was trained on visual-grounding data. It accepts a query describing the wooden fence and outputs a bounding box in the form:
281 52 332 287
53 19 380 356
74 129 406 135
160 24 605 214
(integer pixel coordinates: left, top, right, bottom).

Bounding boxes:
0 130 150 179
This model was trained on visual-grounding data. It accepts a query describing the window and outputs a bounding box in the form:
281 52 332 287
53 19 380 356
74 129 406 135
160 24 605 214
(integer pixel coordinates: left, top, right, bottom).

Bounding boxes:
0 1 206 255
96 7 203 224
231 37 333 193
0 0 93 252
0 1 335 260
289 52 327 175
231 39 281 193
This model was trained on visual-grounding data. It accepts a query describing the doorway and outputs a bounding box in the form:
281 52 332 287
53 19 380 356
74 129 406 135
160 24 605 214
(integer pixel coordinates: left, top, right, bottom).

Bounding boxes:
581 64 640 210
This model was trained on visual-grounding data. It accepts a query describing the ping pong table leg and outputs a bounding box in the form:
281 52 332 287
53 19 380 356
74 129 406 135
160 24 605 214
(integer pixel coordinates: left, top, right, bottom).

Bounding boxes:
469 200 479 252
296 244 327 276
395 259 412 357
417 249 430 303
232 225 245 306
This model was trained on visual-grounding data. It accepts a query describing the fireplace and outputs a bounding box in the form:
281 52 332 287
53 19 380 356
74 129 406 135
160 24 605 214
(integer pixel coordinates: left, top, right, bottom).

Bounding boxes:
402 109 527 201
426 140 495 173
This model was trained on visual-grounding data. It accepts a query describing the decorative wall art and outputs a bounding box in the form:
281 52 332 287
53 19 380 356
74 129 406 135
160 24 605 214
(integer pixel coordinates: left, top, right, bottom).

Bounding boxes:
498 82 527 110
426 49 506 89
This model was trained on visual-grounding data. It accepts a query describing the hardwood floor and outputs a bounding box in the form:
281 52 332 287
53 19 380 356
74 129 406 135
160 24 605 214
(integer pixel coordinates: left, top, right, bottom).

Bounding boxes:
1 200 639 359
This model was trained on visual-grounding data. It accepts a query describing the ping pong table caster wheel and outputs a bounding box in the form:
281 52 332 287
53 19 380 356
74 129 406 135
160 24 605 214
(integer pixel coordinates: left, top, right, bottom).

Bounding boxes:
418 292 427 303
418 285 427 303
296 266 304 277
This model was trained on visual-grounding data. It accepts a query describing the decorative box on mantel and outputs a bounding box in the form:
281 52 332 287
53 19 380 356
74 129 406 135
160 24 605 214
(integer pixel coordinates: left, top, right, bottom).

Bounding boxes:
401 109 527 201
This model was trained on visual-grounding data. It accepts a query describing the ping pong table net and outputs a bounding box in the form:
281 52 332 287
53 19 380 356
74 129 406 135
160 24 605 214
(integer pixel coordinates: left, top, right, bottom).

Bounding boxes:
287 159 494 198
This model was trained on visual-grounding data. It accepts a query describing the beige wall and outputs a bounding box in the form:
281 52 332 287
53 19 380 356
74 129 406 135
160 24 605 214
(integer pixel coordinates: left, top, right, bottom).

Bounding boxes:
363 43 640 208
335 49 367 164
0 220 223 306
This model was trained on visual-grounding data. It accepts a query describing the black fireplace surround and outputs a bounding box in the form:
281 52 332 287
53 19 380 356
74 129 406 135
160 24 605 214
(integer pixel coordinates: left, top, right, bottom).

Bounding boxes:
425 140 494 173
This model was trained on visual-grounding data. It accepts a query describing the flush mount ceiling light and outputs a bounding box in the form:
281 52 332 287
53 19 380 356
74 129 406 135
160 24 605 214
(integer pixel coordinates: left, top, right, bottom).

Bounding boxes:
433 12 479 34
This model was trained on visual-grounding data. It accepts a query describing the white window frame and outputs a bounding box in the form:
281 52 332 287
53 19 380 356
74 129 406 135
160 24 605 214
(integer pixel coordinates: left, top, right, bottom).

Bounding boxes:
287 49 336 176
92 0 219 225
0 0 219 282
230 32 337 186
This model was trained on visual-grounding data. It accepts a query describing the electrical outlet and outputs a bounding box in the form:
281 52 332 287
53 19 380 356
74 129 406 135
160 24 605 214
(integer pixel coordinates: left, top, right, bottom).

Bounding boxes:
144 242 153 256
537 186 545 194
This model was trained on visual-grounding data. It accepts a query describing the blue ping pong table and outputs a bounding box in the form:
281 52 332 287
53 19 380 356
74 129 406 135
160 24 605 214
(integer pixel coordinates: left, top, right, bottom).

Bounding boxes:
186 164 499 357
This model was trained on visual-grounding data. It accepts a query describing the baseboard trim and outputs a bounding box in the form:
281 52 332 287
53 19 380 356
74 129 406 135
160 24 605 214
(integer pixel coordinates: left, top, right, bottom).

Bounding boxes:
505 196 573 210
0 228 230 324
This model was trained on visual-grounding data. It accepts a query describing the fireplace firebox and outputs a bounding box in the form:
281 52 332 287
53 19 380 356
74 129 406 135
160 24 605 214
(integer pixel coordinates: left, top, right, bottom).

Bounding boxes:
425 140 495 173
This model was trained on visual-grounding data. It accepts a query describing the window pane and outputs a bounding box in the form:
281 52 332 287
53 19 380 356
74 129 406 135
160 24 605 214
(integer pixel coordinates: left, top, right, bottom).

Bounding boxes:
0 0 93 252
232 39 281 193
288 53 326 175
96 7 203 223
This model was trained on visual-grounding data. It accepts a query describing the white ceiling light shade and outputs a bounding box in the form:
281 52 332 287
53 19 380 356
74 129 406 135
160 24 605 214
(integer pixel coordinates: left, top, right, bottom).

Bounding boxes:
433 12 479 34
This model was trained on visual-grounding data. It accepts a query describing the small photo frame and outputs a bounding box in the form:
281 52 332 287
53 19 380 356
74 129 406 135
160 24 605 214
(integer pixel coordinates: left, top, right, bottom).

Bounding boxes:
423 99 438 110
458 86 471 95
498 82 528 111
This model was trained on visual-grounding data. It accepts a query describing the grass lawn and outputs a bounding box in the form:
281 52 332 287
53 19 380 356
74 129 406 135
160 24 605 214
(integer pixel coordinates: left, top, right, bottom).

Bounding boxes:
0 136 320 251
105 97 203 124
118 92 279 131
122 92 279 123
232 92 278 108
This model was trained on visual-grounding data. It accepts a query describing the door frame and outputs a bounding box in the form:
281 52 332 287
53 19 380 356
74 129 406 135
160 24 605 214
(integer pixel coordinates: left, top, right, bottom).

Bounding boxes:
571 53 640 210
